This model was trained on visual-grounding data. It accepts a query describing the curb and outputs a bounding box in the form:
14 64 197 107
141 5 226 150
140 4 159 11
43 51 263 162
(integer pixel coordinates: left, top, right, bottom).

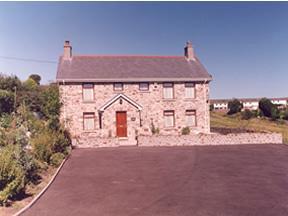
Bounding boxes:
13 154 70 216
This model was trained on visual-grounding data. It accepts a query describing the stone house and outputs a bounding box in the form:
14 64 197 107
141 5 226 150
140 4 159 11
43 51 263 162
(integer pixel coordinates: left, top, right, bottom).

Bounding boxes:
56 41 212 147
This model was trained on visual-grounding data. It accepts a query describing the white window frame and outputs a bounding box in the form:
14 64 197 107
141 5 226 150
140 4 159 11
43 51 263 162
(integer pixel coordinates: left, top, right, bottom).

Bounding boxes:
139 82 149 91
114 83 123 91
83 112 95 130
185 83 195 99
185 110 196 127
82 83 94 101
163 83 174 99
164 110 175 127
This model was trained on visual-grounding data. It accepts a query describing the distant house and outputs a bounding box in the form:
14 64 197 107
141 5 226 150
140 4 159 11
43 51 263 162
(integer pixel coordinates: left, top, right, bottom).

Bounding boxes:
56 41 212 147
211 97 288 111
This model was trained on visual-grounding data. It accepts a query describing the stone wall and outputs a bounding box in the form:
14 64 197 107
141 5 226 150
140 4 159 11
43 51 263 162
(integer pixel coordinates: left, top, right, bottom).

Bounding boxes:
59 82 210 141
137 133 283 147
71 132 282 148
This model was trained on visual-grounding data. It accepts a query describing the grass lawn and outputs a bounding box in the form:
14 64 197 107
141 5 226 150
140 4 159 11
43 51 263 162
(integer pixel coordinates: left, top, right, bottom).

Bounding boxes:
210 111 288 143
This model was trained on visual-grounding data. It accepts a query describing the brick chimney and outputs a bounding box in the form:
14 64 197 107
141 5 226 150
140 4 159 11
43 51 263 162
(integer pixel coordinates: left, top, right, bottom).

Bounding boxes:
184 41 195 61
63 40 72 60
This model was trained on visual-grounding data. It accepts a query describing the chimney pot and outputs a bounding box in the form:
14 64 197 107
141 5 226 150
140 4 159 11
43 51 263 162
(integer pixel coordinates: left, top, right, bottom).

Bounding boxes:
63 40 72 60
184 41 195 61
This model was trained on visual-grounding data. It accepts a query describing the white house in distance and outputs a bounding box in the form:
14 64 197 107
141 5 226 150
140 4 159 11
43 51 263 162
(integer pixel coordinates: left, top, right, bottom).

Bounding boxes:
211 97 288 111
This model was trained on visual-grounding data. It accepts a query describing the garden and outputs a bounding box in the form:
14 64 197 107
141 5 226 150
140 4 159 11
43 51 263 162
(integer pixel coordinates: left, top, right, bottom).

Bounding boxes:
0 74 71 212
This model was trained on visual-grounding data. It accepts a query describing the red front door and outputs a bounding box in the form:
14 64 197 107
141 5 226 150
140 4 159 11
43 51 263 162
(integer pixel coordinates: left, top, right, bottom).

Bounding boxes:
116 111 127 137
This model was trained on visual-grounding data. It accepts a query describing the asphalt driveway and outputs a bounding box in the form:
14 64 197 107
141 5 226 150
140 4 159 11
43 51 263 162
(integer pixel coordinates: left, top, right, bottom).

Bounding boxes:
23 145 288 216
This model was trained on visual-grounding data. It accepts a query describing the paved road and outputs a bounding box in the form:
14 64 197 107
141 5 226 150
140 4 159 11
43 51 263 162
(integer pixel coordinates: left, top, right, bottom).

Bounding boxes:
23 145 288 216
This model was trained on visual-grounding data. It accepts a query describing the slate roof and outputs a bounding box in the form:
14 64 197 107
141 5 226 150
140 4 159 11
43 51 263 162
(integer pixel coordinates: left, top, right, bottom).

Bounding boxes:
56 55 212 82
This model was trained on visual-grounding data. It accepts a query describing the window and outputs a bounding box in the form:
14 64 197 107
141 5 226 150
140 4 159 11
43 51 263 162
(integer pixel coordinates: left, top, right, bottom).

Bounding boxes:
139 83 149 91
114 83 123 91
83 112 95 130
185 110 196 127
83 83 94 101
185 83 195 99
163 83 174 99
164 110 174 127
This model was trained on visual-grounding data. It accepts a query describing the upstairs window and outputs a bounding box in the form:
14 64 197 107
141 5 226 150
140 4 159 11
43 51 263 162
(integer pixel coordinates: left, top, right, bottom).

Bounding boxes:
83 112 95 130
139 83 149 91
163 83 174 99
185 83 195 99
164 110 175 127
185 110 196 127
114 83 123 91
83 83 94 101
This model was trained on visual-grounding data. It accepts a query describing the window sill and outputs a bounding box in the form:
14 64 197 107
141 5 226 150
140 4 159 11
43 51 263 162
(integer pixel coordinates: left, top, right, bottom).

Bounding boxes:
163 98 176 102
82 130 97 133
164 127 176 130
184 98 197 101
83 100 95 104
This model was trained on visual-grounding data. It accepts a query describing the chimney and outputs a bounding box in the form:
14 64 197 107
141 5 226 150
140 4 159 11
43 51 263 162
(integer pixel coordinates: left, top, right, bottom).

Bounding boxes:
184 41 195 61
63 40 72 60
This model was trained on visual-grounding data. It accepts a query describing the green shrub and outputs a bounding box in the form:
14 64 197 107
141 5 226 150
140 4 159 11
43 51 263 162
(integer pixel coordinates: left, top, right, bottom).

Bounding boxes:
40 85 61 119
31 131 54 163
0 90 14 114
241 109 254 120
151 122 160 135
0 74 22 92
259 98 276 118
227 99 243 115
181 127 190 135
50 153 65 167
23 78 37 91
0 113 13 128
281 109 288 120
52 129 71 155
0 145 25 205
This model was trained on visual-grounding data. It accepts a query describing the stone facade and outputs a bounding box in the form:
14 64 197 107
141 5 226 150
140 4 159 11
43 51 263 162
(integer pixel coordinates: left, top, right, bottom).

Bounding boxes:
60 82 210 147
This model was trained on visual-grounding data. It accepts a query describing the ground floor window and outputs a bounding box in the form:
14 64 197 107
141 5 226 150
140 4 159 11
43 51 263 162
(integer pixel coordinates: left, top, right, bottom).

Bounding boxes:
185 110 196 126
164 110 175 127
83 112 95 130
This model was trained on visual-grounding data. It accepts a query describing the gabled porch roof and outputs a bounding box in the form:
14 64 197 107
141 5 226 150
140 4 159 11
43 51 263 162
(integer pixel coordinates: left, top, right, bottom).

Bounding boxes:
98 93 143 112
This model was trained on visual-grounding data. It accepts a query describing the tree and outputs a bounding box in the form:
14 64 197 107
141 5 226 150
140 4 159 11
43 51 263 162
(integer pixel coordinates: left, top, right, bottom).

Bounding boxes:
0 74 22 92
29 74 41 85
40 85 61 119
23 78 37 91
227 99 243 115
0 90 15 115
259 98 277 118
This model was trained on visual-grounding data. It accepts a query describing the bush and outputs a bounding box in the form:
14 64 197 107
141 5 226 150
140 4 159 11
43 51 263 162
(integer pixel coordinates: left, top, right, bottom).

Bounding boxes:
241 109 254 120
23 78 37 91
151 122 160 135
0 113 13 128
181 127 190 135
31 131 54 163
50 153 65 167
52 129 71 155
0 74 22 92
259 98 276 118
40 85 61 119
281 109 288 120
227 99 243 115
0 145 26 205
0 90 14 114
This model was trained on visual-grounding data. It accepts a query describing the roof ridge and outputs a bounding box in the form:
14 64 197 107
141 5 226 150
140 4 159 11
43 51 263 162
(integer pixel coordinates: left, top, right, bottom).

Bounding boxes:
71 55 184 58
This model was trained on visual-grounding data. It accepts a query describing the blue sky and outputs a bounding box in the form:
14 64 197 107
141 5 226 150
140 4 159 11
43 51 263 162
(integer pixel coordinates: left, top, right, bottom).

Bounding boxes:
0 2 288 99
